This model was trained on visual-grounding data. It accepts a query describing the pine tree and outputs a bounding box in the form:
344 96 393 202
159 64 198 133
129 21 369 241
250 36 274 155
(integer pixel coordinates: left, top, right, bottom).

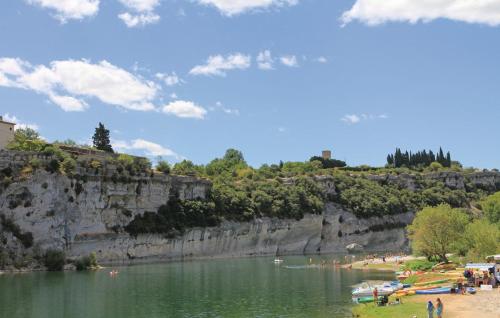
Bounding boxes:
92 122 114 153
446 152 452 168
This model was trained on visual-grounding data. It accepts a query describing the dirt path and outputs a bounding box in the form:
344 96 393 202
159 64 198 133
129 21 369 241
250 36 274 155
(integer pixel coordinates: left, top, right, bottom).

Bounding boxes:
410 291 500 318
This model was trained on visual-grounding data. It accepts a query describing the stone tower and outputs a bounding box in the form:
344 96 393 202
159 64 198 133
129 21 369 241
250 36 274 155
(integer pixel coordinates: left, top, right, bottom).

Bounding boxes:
322 150 331 160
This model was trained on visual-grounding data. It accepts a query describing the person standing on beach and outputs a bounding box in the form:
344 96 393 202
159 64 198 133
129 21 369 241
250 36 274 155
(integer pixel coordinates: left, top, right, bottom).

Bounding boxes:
427 301 435 318
373 287 378 304
436 298 443 318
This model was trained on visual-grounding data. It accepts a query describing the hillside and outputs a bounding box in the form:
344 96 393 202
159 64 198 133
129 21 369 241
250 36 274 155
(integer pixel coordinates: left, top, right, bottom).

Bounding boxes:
0 148 499 269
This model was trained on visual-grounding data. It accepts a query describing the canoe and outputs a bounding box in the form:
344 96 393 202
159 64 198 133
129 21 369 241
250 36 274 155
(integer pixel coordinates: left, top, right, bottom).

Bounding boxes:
406 285 442 292
414 279 449 287
415 288 452 295
352 296 383 304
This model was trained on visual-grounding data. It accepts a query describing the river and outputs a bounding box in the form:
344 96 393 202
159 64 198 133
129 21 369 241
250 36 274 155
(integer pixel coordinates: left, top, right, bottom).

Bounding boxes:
0 256 395 318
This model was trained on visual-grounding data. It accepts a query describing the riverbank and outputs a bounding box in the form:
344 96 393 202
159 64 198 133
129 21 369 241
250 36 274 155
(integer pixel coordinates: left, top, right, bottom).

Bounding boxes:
353 291 500 318
350 256 500 318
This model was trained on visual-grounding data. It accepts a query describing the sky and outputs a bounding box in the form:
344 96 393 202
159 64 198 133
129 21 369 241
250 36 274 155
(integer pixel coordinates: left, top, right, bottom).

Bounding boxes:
0 0 500 169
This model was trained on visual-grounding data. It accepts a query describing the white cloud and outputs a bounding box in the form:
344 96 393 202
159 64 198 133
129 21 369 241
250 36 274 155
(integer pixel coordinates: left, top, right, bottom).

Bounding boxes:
118 0 160 12
156 72 182 86
280 55 298 67
0 57 158 112
118 12 160 27
278 126 286 133
170 93 178 99
316 56 328 63
211 101 240 115
118 0 160 27
2 113 39 131
341 113 388 124
189 53 251 76
257 50 274 70
195 0 298 16
162 100 207 119
113 138 180 159
342 0 500 26
49 94 89 112
27 0 99 22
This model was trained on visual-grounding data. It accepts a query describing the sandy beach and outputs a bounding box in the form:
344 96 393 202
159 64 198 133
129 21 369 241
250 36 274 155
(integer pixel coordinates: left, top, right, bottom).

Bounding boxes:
410 291 500 318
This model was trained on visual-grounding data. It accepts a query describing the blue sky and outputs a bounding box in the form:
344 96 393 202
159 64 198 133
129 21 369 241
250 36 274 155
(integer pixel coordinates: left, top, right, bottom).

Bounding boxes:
0 0 499 168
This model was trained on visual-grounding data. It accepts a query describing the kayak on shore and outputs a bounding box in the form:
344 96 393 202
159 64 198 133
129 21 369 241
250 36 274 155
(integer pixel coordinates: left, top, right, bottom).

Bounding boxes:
415 287 452 295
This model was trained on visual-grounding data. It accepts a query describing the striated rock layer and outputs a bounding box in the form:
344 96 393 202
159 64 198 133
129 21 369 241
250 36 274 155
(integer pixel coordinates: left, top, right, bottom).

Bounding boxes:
1 150 499 265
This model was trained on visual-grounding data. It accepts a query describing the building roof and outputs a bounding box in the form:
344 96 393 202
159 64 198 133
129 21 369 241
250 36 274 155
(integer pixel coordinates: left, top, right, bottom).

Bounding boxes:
0 116 16 126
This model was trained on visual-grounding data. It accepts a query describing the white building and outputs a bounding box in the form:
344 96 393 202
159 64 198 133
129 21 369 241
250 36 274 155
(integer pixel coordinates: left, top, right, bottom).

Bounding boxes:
0 116 15 149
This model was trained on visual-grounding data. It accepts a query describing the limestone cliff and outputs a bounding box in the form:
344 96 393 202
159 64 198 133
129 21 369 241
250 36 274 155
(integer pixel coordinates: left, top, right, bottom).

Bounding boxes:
0 150 498 268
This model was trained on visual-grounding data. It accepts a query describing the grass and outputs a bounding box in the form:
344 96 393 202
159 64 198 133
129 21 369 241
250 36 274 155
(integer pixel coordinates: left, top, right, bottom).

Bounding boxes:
352 301 427 318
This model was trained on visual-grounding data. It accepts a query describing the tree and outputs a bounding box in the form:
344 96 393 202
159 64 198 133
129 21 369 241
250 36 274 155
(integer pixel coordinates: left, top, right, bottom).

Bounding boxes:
464 219 500 261
480 192 500 224
7 128 46 152
92 123 113 153
429 161 443 172
407 204 469 262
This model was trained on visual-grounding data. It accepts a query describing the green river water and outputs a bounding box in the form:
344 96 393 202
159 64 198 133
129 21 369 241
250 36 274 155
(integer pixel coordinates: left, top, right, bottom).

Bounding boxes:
0 256 395 318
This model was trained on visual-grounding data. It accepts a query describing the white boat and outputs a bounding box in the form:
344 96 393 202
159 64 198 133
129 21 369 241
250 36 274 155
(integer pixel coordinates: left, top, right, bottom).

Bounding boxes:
274 258 283 264
352 283 395 297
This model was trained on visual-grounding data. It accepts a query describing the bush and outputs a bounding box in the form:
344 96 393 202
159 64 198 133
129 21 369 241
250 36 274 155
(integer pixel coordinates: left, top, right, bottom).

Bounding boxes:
156 160 171 174
61 157 77 175
44 250 65 271
74 252 98 271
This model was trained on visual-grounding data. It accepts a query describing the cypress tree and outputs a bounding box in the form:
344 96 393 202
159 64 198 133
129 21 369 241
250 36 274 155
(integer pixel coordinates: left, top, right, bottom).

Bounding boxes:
92 122 114 153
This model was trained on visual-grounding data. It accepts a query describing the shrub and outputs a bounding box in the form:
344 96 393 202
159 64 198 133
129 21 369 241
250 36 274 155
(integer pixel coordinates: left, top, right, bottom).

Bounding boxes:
44 250 65 271
61 157 77 175
74 252 98 271
156 160 171 174
29 158 42 169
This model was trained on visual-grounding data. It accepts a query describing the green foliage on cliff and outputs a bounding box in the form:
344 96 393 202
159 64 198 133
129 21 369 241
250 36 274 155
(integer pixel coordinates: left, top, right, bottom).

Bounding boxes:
43 250 65 271
125 194 218 237
0 214 33 248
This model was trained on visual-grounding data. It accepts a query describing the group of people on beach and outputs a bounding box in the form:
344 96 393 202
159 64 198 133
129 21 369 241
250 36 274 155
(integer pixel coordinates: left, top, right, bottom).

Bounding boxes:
426 298 443 318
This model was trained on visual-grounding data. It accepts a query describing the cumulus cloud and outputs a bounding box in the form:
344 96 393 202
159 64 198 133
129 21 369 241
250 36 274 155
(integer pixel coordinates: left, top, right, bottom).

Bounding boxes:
118 0 160 27
257 50 274 70
2 113 39 131
113 138 180 159
341 113 388 124
316 56 328 63
27 0 99 22
0 57 158 112
118 12 160 27
195 0 298 16
189 53 251 76
280 55 298 67
156 72 182 86
342 0 500 26
162 100 207 119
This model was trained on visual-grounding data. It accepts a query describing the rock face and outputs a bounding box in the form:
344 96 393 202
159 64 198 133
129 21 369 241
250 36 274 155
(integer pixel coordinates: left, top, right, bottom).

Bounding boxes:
68 203 413 264
1 150 499 266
